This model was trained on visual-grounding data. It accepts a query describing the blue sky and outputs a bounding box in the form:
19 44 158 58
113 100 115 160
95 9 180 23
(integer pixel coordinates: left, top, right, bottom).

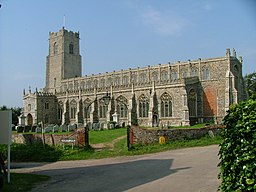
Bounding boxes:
0 0 255 107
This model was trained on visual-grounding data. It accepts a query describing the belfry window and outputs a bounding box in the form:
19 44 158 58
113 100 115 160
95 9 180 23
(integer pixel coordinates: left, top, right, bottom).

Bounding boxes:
160 92 172 117
53 42 58 55
69 43 74 54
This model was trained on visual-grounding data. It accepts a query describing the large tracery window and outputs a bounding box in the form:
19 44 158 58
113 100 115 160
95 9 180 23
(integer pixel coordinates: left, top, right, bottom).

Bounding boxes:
139 94 149 118
116 96 128 118
99 99 108 118
160 92 172 117
84 99 92 119
70 99 77 119
188 89 197 116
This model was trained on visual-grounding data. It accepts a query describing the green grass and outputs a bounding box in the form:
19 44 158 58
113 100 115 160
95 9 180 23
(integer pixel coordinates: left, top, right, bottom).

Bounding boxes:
89 128 127 144
2 173 50 192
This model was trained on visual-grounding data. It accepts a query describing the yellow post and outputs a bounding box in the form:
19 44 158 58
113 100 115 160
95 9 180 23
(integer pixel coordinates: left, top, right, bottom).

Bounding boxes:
159 136 165 144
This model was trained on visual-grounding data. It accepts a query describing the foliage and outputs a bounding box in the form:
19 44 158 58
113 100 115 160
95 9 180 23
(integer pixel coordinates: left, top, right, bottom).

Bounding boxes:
3 173 50 192
0 143 62 162
218 94 256 191
0 105 22 125
244 72 256 97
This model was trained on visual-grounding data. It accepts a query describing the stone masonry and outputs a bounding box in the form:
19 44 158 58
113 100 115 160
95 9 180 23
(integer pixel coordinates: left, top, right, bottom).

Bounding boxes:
22 27 246 128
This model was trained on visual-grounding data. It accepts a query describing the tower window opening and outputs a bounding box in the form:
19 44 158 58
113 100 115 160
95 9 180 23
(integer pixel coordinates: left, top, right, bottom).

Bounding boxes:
69 43 74 54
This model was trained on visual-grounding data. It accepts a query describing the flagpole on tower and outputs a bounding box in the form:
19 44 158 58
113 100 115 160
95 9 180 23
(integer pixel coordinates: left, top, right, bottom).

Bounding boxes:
63 14 66 28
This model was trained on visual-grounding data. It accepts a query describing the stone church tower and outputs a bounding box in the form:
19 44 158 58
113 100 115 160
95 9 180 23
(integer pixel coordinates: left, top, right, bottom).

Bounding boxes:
45 27 82 93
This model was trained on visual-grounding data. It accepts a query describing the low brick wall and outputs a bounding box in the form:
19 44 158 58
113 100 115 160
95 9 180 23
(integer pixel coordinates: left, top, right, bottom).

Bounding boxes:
130 125 223 145
12 128 87 147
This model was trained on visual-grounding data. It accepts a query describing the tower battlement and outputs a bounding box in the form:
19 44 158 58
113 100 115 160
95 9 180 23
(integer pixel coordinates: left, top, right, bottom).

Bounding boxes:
49 27 79 38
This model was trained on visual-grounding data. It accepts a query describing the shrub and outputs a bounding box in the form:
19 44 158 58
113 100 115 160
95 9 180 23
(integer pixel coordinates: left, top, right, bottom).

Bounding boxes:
218 95 256 191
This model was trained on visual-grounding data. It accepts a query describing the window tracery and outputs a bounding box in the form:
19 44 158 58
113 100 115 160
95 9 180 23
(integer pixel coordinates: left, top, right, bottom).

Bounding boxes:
139 94 149 117
160 92 172 117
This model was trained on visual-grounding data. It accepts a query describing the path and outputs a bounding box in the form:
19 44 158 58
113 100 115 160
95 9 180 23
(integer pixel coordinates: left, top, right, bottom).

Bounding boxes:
12 145 220 192
90 135 127 150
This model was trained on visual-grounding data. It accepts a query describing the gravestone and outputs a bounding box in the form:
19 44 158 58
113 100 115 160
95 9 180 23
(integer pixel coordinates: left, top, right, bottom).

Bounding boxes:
35 127 42 133
53 125 59 133
60 124 67 132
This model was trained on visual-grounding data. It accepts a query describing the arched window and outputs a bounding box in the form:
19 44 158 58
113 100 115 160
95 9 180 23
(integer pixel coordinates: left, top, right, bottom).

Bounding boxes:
188 89 197 116
69 43 74 54
181 69 187 78
86 80 92 89
84 98 92 120
139 94 149 117
93 79 98 88
139 73 147 84
107 77 112 87
80 81 85 90
171 71 178 81
68 83 73 90
122 76 128 85
74 81 79 90
116 96 128 118
131 73 137 83
161 71 168 81
53 42 58 55
99 99 108 118
202 67 210 80
114 76 120 86
190 67 198 77
100 78 105 88
152 71 158 82
70 100 77 119
160 92 172 117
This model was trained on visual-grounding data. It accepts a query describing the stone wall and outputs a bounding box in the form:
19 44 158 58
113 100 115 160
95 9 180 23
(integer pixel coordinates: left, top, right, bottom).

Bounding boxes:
129 125 223 145
12 128 87 147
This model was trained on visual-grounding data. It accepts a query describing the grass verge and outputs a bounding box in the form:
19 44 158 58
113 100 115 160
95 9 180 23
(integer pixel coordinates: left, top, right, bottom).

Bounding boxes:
2 173 50 192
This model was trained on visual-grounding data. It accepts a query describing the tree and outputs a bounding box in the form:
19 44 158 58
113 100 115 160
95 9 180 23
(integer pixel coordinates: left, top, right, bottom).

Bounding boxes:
244 72 256 97
218 94 256 191
0 106 22 125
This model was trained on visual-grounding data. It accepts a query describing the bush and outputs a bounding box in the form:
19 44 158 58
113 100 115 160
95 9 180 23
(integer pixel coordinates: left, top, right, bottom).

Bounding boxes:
218 95 256 191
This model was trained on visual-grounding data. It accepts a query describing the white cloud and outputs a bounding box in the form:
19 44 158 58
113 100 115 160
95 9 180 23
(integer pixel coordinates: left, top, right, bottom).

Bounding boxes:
140 6 188 36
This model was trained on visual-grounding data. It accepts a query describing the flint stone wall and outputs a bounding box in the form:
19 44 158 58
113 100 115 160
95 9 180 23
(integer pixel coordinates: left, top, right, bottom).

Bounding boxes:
130 125 223 145
12 128 86 147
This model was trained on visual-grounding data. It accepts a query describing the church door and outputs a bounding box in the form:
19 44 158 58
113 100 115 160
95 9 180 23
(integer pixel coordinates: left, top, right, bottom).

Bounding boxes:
27 114 33 126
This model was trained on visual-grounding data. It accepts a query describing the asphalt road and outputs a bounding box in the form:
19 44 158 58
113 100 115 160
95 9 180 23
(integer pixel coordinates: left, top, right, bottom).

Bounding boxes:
12 145 220 192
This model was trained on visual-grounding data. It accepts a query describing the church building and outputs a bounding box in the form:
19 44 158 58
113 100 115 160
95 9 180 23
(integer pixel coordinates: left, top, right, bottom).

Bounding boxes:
22 27 246 128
